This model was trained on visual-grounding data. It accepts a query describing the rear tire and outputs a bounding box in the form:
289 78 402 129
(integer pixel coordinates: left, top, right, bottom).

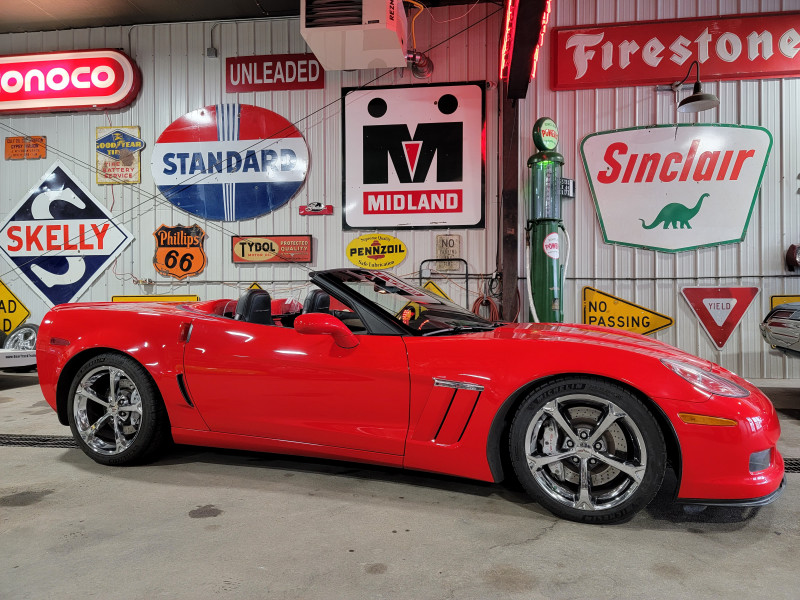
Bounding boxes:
67 353 170 466
509 377 666 524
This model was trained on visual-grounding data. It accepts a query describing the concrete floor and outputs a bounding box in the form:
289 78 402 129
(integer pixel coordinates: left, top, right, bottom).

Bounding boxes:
1 372 798 600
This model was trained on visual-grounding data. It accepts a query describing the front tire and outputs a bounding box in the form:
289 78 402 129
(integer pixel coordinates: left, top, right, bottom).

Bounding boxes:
509 377 666 524
67 353 170 466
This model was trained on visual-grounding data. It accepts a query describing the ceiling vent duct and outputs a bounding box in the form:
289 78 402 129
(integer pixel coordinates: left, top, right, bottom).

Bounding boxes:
301 0 408 70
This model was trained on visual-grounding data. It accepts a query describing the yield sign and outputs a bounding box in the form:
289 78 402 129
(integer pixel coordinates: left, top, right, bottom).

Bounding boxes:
681 287 759 349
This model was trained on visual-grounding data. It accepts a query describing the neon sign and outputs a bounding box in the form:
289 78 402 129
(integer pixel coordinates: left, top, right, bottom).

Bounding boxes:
0 49 141 114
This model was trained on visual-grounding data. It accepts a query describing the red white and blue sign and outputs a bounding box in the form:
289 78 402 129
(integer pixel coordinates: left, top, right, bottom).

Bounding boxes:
151 103 309 221
0 161 134 307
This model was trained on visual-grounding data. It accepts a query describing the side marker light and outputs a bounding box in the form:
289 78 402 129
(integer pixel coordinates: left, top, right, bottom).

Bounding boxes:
678 413 737 427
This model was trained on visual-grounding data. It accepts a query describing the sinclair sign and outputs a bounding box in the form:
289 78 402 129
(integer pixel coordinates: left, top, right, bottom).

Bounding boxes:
581 124 772 252
0 49 141 114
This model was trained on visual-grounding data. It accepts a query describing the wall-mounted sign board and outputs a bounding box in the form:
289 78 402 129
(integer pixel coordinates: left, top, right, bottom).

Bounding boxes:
581 124 772 252
552 12 800 90
0 49 141 114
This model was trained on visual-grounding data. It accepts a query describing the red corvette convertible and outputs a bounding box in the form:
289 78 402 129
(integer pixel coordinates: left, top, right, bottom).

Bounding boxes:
36 269 784 523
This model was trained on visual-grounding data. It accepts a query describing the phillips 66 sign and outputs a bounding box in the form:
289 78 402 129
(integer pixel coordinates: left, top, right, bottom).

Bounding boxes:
581 124 772 252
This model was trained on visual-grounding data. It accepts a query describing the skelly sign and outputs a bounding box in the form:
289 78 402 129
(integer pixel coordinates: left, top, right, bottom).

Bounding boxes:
343 82 485 229
581 124 772 252
0 49 141 114
0 161 133 306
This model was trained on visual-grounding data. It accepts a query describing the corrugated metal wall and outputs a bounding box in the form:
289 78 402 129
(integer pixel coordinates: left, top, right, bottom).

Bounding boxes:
1 1 797 379
521 0 800 379
0 5 502 324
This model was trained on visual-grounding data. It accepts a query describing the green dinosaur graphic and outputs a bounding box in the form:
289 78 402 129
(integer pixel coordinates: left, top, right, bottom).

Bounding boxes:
639 193 709 230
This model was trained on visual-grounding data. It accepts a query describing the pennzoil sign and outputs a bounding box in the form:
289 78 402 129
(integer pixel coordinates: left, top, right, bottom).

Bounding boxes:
153 224 207 280
581 124 772 252
346 233 407 269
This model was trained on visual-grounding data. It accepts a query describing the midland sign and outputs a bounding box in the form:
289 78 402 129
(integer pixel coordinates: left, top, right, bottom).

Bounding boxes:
0 49 140 114
552 12 800 90
343 83 485 229
581 124 772 252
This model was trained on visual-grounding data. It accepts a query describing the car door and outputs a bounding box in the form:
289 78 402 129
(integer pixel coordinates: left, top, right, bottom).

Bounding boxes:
182 316 410 456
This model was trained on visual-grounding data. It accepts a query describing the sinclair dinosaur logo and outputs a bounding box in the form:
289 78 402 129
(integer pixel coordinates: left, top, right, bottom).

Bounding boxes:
581 125 772 252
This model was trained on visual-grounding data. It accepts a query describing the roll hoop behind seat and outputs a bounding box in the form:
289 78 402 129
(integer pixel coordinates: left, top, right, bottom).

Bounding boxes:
235 289 274 325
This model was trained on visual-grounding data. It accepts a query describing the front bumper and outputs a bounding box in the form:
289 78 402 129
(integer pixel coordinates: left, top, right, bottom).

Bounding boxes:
659 379 785 502
678 475 786 507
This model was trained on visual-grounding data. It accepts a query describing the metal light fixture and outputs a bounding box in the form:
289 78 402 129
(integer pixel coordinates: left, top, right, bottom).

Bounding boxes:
407 51 433 79
672 60 719 113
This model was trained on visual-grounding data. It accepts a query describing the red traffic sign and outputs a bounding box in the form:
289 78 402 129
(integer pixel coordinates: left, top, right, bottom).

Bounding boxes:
681 287 759 349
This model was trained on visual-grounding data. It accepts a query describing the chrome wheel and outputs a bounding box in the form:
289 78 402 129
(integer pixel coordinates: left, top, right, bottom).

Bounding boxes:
73 365 144 455
4 323 38 350
524 394 647 512
510 378 666 523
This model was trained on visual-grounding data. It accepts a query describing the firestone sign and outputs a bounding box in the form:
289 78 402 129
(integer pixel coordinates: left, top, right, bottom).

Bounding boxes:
581 124 772 252
0 49 141 114
552 12 800 90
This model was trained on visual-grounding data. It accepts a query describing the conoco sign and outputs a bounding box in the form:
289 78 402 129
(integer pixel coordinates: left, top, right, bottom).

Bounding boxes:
581 124 772 253
0 49 141 114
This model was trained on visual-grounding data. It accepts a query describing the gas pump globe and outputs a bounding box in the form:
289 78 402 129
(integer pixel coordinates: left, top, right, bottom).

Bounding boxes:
527 117 565 323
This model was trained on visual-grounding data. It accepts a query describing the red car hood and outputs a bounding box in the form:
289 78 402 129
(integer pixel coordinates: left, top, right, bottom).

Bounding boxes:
487 321 714 369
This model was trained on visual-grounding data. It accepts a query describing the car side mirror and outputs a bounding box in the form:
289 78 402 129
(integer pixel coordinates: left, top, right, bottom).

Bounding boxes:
294 313 360 349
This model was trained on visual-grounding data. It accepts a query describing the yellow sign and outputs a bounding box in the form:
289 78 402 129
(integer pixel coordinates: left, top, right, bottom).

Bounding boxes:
582 287 673 335
96 126 143 184
770 295 800 309
346 233 407 269
249 282 263 290
423 280 453 301
112 295 199 302
0 279 31 334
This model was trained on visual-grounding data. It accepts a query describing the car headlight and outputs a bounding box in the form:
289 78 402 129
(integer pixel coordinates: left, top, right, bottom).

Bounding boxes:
661 358 749 398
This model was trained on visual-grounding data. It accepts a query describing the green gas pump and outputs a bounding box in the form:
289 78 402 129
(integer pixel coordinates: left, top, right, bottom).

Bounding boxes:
527 117 565 323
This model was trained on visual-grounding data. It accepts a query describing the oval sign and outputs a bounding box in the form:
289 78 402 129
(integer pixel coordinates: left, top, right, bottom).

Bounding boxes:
0 49 141 114
346 233 407 269
151 103 309 221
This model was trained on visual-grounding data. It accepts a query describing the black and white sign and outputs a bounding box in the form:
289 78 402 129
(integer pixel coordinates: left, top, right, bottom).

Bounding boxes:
343 83 485 229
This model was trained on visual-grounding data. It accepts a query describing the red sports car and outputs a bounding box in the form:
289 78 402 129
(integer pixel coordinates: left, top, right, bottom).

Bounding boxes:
36 269 785 523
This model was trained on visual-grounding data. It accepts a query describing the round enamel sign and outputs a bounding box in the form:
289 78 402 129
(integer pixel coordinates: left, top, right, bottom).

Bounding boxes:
151 103 309 221
533 117 559 151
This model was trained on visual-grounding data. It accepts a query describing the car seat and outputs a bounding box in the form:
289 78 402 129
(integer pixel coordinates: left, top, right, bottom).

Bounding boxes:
303 289 330 314
235 289 274 325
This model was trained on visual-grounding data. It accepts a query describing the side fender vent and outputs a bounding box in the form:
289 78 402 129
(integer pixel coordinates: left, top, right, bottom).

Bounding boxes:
176 374 194 407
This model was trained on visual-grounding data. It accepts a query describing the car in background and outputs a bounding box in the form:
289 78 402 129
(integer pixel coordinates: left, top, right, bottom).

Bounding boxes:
36 269 784 524
760 303 800 357
0 322 38 372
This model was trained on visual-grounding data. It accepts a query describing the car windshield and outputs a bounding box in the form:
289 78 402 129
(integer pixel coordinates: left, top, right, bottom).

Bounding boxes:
329 270 497 335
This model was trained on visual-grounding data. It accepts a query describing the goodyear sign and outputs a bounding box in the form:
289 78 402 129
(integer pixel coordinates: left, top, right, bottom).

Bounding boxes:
0 279 30 333
346 233 407 269
583 287 673 335
96 126 144 185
